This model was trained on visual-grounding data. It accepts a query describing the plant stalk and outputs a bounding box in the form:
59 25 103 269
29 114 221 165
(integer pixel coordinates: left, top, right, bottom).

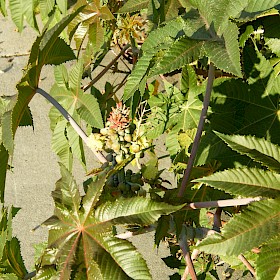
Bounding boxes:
82 44 131 92
36 88 107 163
178 63 215 197
184 197 262 209
179 226 198 280
238 254 256 277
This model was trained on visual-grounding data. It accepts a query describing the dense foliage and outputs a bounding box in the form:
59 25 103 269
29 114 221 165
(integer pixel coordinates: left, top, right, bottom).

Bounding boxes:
0 0 280 279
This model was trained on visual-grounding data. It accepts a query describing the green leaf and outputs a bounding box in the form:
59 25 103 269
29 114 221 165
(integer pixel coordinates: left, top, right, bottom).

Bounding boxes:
88 21 104 54
174 91 203 132
53 163 81 216
1 111 14 155
51 61 104 129
0 145 8 202
0 0 7 16
195 168 280 198
39 0 55 20
118 0 149 13
9 0 38 32
82 171 107 219
151 36 205 76
205 21 242 77
18 105 33 127
238 0 280 20
256 235 280 280
198 198 280 256
123 17 186 101
88 232 152 280
77 94 104 129
51 120 73 170
1 237 28 278
122 52 155 102
56 0 67 14
94 197 185 225
215 133 280 172
40 37 76 65
39 170 161 279
66 124 86 170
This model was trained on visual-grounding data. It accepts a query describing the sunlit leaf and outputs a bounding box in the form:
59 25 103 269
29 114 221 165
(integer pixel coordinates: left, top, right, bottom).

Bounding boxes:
37 166 183 278
198 198 280 256
195 167 280 198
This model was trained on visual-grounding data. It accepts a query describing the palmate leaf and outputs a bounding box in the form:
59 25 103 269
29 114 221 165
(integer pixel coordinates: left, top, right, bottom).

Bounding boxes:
195 167 280 198
256 235 280 280
196 49 280 166
38 164 184 279
152 22 241 77
68 0 114 53
197 198 280 256
122 17 186 101
215 133 280 172
51 61 104 129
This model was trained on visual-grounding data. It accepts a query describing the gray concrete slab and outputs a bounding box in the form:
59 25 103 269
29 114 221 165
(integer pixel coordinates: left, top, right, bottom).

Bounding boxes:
1 15 173 279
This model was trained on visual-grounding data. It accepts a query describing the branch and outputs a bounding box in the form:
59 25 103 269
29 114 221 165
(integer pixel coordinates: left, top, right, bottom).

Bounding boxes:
213 207 222 232
36 88 107 163
179 226 198 280
178 63 215 197
238 254 256 277
184 197 262 210
82 44 131 92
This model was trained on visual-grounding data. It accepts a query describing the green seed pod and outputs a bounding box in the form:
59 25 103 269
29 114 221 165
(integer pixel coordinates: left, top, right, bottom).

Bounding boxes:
106 153 114 162
117 182 126 191
130 174 142 183
101 162 109 168
138 189 146 197
131 184 140 192
105 175 114 188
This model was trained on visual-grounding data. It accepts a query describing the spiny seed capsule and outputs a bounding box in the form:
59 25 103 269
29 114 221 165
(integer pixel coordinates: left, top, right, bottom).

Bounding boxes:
130 143 140 153
112 142 121 153
118 130 125 136
115 154 124 164
124 134 132 142
131 184 140 191
100 128 109 135
108 128 116 136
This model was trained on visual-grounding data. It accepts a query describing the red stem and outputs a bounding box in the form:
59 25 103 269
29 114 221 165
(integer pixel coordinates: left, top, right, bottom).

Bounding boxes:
178 63 215 197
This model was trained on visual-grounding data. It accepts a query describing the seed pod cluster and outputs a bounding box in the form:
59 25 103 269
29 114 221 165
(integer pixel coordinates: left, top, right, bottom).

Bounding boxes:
105 167 146 198
88 102 151 164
